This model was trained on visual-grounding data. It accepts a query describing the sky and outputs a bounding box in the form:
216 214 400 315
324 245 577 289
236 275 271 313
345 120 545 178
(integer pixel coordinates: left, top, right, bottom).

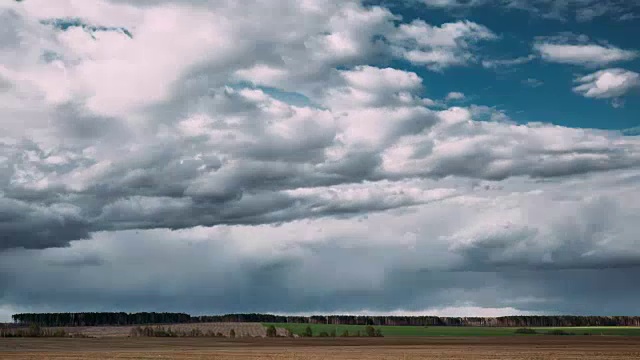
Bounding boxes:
0 0 640 322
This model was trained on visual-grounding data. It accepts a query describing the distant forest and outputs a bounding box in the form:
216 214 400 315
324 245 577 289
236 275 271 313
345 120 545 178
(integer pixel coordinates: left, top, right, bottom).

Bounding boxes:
11 312 640 327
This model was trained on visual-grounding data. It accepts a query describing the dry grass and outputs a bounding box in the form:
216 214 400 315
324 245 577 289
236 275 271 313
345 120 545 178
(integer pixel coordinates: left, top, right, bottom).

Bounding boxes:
41 322 283 338
2 336 640 359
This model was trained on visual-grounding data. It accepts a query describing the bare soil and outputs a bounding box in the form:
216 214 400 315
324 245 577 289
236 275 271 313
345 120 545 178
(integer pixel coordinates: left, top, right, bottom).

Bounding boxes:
2 336 640 359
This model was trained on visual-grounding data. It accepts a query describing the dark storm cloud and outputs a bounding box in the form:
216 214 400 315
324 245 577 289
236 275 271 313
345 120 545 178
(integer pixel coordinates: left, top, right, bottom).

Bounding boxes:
3 233 638 315
0 197 91 250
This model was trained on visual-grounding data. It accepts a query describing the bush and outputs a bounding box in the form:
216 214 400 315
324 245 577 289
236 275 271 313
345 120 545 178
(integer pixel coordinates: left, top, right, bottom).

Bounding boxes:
365 325 376 337
229 329 236 338
546 329 574 336
302 326 313 337
266 325 277 337
28 324 41 337
0 325 70 338
514 328 538 334
340 330 349 337
318 331 329 337
375 329 383 337
285 328 293 338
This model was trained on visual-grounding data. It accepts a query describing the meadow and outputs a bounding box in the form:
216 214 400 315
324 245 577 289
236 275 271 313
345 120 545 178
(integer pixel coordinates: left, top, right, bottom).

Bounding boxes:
263 323 640 337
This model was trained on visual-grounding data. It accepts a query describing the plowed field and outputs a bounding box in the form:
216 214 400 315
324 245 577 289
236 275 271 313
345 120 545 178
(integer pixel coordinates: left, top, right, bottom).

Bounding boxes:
2 336 640 359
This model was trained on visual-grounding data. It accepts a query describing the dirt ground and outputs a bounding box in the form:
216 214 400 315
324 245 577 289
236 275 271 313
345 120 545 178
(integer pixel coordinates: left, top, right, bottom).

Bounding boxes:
2 336 640 359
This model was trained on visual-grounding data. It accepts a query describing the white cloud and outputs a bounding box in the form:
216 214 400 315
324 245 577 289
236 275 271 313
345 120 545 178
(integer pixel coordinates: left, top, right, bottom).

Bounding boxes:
522 78 544 88
573 68 640 99
482 54 535 69
276 306 536 317
390 20 497 70
421 0 486 8
322 65 424 109
534 42 638 67
446 92 466 101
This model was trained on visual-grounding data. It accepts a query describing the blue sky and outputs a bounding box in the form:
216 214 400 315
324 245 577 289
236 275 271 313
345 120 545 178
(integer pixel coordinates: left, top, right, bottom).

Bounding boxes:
375 0 640 130
1 0 640 320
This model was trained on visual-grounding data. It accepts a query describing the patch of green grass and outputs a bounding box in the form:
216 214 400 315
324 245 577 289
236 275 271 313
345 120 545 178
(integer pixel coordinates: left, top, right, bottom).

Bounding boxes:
263 323 640 337
539 327 640 336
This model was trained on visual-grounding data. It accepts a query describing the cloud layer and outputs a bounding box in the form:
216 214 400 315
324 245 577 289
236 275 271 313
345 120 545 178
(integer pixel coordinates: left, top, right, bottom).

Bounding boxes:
534 41 637 67
0 0 640 317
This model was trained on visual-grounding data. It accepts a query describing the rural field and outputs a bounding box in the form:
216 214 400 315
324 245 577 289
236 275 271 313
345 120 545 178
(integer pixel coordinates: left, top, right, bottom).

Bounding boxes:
264 323 640 337
2 336 640 359
40 322 288 338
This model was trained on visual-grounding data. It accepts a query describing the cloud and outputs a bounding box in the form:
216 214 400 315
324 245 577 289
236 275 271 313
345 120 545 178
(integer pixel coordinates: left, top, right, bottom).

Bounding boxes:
2 169 640 315
573 68 640 99
322 65 425 109
622 126 640 136
418 0 640 22
482 55 535 69
506 0 640 22
390 20 498 70
446 92 466 101
1 0 640 317
421 0 486 8
522 78 544 88
534 41 638 67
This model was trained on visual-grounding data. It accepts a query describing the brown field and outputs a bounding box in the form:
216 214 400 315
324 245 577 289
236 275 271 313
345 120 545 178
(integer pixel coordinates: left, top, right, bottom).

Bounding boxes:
2 336 640 359
37 322 286 338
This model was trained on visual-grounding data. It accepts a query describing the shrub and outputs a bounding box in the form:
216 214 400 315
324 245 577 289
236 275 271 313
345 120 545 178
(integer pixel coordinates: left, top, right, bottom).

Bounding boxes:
365 325 376 337
28 324 41 337
229 329 236 338
0 325 70 338
547 329 574 336
514 328 538 334
302 326 313 337
340 330 349 337
375 329 383 337
266 325 277 337
330 329 337 337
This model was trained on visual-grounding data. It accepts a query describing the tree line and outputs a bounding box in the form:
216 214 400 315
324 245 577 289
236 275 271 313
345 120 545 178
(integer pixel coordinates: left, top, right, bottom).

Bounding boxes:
11 312 640 327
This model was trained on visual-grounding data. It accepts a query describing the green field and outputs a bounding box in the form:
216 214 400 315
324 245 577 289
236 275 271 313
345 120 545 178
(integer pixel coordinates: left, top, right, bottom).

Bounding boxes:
264 323 640 337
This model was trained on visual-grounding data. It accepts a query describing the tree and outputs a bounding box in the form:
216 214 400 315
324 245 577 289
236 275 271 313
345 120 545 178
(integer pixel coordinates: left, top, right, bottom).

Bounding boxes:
303 326 313 337
365 325 376 337
28 324 41 337
266 325 277 337
375 329 383 337
330 329 337 337
229 329 236 338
